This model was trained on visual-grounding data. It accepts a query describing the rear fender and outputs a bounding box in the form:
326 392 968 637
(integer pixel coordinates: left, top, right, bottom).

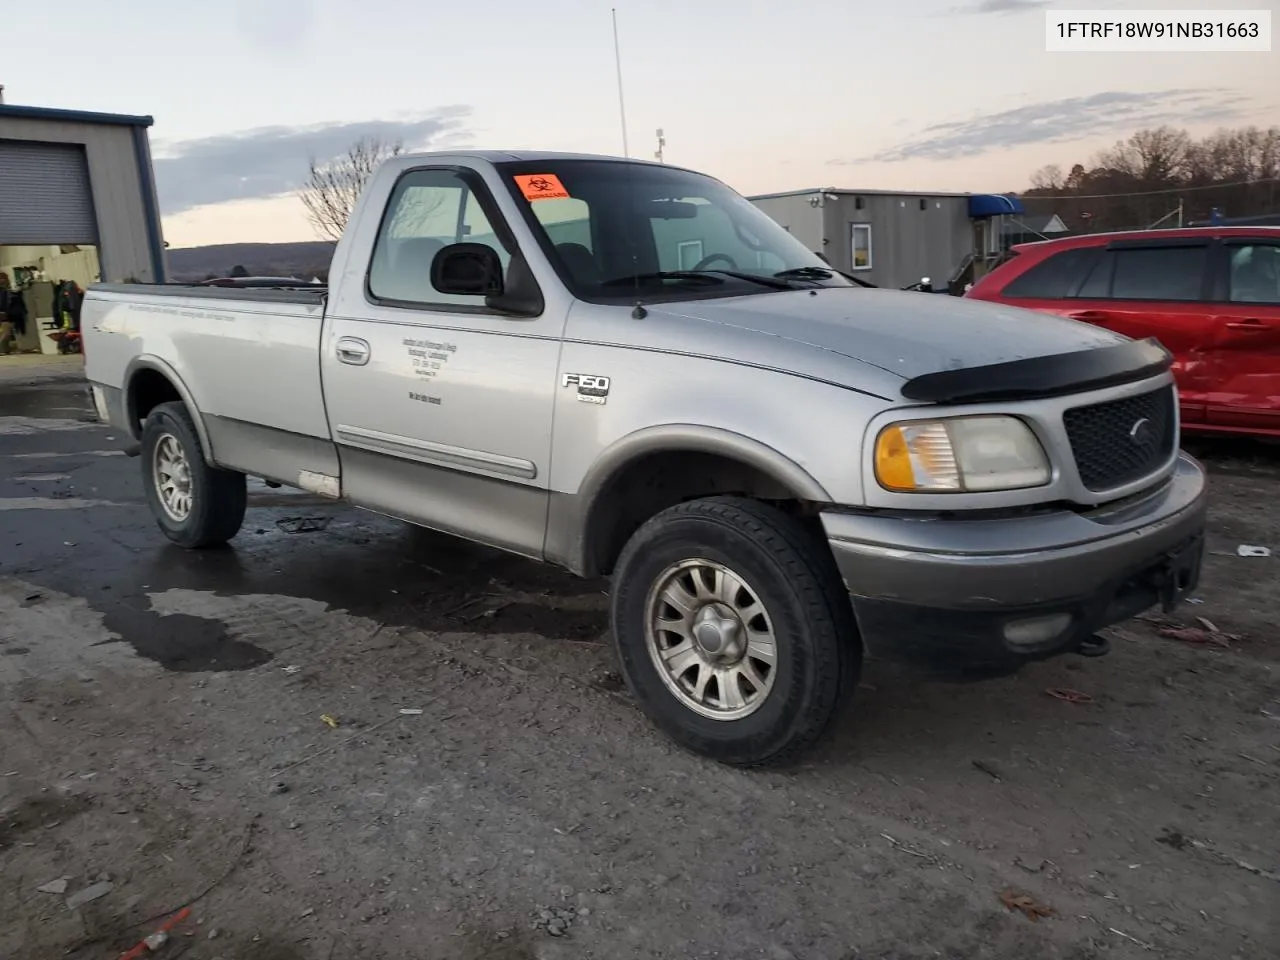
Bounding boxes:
124 355 214 463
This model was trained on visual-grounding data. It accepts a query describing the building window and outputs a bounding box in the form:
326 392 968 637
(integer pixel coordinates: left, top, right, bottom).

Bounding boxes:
850 223 872 271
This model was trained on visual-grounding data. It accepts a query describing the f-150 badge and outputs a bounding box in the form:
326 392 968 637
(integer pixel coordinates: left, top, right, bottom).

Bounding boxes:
562 373 610 405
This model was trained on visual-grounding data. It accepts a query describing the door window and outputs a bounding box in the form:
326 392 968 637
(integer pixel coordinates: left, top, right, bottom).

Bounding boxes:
1109 246 1207 301
1071 246 1207 301
368 169 509 307
1001 247 1099 299
1228 244 1280 304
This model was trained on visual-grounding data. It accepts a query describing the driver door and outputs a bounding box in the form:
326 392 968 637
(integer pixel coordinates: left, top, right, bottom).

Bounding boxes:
320 165 564 558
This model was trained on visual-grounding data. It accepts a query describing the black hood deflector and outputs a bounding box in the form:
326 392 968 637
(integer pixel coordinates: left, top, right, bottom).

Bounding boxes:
900 337 1173 404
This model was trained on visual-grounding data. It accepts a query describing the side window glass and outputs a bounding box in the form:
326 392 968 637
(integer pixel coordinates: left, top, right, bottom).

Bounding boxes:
1110 246 1206 301
460 190 511 271
369 169 507 305
1075 251 1115 298
1228 244 1280 304
1001 247 1097 299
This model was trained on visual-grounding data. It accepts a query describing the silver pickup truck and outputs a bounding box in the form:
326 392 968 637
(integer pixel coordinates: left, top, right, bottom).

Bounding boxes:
83 150 1207 766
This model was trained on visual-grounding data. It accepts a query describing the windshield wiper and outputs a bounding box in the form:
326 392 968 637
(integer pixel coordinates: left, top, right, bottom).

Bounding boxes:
776 265 874 287
599 271 725 287
774 266 835 280
700 270 799 290
598 269 800 291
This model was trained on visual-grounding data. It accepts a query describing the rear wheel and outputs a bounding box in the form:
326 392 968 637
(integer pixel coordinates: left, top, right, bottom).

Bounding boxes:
141 401 246 548
610 496 859 767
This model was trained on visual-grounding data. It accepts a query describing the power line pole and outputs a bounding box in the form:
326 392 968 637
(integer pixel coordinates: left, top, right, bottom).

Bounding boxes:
654 128 666 163
611 9 629 158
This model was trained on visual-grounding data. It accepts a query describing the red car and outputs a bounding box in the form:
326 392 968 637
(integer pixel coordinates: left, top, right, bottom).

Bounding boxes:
966 227 1280 438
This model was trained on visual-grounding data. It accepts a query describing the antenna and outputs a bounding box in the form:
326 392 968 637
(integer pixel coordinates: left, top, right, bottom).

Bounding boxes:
654 128 665 163
611 8 629 157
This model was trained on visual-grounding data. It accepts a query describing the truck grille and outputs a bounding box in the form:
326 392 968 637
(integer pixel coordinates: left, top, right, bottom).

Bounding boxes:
1063 385 1176 492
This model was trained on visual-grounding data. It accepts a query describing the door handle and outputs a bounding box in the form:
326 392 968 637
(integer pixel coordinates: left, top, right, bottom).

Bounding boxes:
336 337 370 365
1225 320 1269 331
1068 310 1109 321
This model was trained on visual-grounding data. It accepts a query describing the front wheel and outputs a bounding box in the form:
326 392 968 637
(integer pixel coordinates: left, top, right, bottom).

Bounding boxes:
610 497 860 767
141 401 246 548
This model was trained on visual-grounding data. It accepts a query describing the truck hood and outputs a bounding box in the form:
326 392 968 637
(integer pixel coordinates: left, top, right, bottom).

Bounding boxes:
646 288 1126 387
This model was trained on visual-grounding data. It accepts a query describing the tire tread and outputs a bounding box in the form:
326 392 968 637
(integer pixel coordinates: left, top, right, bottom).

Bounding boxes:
612 496 860 767
142 401 246 549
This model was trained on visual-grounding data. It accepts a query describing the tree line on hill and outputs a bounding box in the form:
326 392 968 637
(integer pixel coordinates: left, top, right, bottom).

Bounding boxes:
166 241 336 282
1021 125 1280 232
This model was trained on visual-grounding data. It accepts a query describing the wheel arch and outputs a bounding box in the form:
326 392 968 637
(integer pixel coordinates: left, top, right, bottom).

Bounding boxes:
124 356 214 463
554 424 833 578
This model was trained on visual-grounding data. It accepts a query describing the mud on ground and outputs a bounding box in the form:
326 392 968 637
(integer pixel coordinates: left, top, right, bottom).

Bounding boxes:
0 364 1276 960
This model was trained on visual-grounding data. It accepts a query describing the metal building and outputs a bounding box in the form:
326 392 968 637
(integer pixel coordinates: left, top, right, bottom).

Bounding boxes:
749 187 1026 291
0 102 167 284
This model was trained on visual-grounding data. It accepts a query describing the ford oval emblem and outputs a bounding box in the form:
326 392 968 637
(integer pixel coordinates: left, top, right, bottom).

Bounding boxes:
1129 417 1154 446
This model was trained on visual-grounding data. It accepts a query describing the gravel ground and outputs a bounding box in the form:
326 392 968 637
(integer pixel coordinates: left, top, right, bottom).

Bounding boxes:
1 360 1276 960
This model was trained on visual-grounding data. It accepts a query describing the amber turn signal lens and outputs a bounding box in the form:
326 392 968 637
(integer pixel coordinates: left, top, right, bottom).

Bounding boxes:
874 425 916 491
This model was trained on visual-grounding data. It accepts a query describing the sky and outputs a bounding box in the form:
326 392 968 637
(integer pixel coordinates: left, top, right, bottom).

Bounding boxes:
3 0 1275 248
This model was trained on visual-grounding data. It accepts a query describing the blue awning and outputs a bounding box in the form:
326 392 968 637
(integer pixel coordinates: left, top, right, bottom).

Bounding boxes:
968 194 1025 218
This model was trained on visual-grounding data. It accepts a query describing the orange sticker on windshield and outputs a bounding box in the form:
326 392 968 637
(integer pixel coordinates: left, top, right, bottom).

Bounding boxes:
515 173 570 201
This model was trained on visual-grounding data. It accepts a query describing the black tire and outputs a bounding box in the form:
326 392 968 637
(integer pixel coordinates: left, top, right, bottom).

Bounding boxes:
140 401 246 548
610 496 860 767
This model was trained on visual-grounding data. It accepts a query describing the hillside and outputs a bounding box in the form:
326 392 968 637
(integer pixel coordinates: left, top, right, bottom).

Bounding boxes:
166 241 337 281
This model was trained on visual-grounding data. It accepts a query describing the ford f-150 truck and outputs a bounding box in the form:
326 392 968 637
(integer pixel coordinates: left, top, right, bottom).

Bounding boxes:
82 150 1207 767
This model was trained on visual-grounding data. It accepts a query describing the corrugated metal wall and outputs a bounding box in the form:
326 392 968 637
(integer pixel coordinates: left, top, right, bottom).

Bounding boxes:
825 194 973 289
0 117 162 282
748 195 824 258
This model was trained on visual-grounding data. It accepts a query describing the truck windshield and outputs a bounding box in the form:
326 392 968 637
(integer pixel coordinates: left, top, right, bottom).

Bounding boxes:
495 159 854 303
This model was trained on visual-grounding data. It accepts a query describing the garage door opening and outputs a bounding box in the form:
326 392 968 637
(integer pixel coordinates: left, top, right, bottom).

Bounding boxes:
0 243 98 357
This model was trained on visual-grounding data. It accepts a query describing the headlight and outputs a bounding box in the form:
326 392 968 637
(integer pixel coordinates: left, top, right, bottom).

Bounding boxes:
874 415 1050 493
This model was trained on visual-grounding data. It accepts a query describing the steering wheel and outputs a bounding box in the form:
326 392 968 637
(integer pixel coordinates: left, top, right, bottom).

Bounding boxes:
691 252 739 272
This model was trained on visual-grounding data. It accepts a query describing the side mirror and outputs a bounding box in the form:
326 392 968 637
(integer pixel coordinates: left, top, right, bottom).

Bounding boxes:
430 241 544 318
432 242 503 297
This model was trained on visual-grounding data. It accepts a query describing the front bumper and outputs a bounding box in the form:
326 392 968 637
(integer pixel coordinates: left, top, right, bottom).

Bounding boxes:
823 453 1208 675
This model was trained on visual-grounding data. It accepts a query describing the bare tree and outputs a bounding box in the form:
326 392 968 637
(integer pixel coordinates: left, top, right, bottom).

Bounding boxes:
300 136 405 241
1029 164 1064 192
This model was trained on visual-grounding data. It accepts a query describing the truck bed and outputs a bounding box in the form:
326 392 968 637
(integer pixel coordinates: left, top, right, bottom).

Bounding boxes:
83 281 338 492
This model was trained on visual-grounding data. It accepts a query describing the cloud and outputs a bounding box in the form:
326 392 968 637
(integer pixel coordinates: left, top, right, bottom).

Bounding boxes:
832 89 1250 165
950 0 1052 14
152 108 470 215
